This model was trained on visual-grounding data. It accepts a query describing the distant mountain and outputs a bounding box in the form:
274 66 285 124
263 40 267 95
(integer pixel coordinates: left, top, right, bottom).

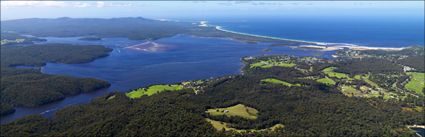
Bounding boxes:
1 17 193 40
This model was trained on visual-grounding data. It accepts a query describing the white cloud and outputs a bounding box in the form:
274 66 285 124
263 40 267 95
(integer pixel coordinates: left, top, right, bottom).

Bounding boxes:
1 1 132 8
96 2 105 8
74 2 90 8
1 1 66 8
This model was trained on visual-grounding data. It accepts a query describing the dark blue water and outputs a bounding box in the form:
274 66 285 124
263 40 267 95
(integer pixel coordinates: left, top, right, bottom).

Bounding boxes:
411 128 425 137
207 16 424 47
413 128 425 137
14 65 41 70
1 35 334 124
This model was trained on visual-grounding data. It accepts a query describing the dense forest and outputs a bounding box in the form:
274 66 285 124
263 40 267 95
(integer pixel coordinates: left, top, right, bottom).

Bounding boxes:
0 17 192 40
1 53 423 136
335 46 425 72
0 44 112 115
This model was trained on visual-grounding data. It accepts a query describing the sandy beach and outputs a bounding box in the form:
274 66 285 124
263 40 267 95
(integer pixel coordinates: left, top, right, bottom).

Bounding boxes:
298 44 405 51
215 26 323 45
213 24 407 51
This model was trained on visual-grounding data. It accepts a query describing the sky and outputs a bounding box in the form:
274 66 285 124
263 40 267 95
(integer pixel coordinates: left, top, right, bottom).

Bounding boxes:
1 1 424 21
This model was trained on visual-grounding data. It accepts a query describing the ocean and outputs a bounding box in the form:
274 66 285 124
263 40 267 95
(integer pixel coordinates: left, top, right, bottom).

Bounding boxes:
205 16 424 47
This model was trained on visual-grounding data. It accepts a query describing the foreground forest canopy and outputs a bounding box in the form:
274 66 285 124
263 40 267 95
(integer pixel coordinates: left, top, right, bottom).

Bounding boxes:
0 43 112 115
1 47 424 136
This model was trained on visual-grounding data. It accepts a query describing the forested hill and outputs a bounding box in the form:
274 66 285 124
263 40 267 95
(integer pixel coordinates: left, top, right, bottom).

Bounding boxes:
0 44 112 115
1 53 423 136
1 17 313 46
0 17 192 40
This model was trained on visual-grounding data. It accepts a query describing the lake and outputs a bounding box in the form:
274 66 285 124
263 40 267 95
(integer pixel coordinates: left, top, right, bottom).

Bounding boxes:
0 34 335 124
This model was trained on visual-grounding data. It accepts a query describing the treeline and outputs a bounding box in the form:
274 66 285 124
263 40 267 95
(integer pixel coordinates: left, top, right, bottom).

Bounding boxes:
1 73 110 107
398 55 425 72
0 44 112 115
1 55 422 136
335 58 404 75
1 44 112 67
1 17 192 40
1 32 46 46
337 46 425 73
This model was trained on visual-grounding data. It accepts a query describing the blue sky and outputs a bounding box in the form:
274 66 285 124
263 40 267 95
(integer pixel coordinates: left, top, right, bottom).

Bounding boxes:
1 1 424 21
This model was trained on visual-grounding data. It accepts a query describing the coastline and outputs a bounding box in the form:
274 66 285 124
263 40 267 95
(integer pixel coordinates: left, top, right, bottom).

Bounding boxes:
210 22 408 51
214 26 324 45
298 44 406 51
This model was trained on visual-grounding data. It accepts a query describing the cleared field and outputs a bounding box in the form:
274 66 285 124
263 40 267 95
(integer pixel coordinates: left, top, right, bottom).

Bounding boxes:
205 118 284 133
405 72 425 96
354 74 379 88
261 78 301 87
206 104 258 120
402 106 424 112
126 84 183 99
339 84 397 100
323 67 351 79
316 77 336 86
339 85 360 97
250 60 296 69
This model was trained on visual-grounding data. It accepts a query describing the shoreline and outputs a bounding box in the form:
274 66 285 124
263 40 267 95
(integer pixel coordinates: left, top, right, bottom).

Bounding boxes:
215 26 324 45
298 44 406 51
210 22 408 51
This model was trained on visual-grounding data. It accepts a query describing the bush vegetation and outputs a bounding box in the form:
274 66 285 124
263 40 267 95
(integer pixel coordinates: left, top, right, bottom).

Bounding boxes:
0 44 112 115
2 55 423 137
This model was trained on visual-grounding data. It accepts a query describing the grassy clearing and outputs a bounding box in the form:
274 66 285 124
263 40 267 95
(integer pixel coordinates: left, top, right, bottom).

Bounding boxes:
205 118 284 133
354 74 379 88
250 60 295 69
206 104 259 120
323 67 351 79
354 75 362 80
382 92 398 100
340 84 397 100
316 77 336 86
405 72 425 96
339 85 359 97
126 84 183 99
261 78 301 87
299 76 319 80
402 106 424 112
